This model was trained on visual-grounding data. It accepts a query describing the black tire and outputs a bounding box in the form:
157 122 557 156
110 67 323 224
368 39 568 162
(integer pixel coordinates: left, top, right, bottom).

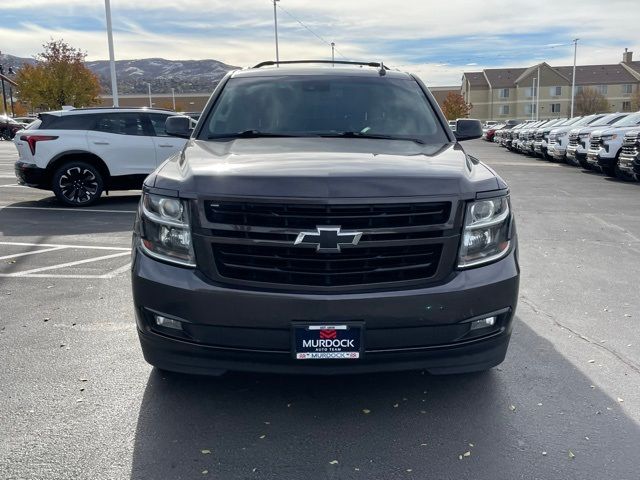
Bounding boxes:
51 161 104 207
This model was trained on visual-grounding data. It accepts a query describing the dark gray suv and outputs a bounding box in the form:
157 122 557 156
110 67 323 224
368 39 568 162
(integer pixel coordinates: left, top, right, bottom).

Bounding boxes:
131 61 519 375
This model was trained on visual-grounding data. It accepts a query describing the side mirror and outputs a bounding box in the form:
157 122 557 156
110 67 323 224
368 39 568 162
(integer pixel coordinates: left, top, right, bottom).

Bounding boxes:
165 115 193 138
454 119 483 141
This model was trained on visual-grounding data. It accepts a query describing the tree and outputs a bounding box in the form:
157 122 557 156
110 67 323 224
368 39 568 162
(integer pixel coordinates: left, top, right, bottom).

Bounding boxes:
441 92 472 120
15 39 101 110
631 88 640 111
575 87 609 116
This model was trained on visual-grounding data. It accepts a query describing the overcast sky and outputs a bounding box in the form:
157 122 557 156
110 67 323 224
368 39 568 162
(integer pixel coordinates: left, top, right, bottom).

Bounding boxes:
1 0 639 85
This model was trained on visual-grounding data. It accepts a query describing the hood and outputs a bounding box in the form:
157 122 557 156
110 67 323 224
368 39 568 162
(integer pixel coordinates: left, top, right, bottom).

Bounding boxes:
596 125 640 136
150 137 502 199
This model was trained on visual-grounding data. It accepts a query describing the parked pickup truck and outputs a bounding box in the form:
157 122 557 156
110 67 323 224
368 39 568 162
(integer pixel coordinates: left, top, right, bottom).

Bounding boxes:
533 118 567 158
566 113 629 168
548 115 604 162
586 111 640 176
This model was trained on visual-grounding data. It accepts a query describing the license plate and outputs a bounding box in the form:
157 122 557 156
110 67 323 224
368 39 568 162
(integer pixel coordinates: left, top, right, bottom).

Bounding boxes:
293 323 363 360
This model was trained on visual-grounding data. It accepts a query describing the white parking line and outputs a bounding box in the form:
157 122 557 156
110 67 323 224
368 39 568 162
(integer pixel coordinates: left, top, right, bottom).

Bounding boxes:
0 241 131 251
0 205 137 214
1 251 130 277
0 246 66 261
103 262 132 278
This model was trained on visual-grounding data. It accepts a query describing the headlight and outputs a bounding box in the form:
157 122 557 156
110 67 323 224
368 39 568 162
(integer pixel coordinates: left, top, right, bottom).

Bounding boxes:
579 133 589 138
556 132 567 138
601 134 617 141
139 193 195 267
458 197 511 268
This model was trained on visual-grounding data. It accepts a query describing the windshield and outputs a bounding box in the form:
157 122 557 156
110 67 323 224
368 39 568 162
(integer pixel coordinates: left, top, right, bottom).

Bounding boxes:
200 75 449 144
589 113 628 127
611 112 640 127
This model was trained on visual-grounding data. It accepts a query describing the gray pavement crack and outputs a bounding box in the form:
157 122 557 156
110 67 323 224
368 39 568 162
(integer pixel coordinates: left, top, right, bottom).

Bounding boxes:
520 295 640 375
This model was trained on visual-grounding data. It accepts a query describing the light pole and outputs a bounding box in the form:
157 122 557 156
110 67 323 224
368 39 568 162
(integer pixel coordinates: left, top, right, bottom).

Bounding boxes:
570 38 579 118
146 83 152 108
536 65 540 121
331 42 335 66
0 63 8 115
171 88 176 111
531 77 536 120
7 67 15 117
104 0 119 107
273 0 280 66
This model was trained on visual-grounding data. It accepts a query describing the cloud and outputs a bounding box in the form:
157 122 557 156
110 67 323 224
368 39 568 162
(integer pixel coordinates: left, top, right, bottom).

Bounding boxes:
1 0 638 85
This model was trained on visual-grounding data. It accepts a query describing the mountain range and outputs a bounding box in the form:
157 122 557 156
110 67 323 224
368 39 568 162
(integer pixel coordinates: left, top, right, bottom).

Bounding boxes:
0 53 238 94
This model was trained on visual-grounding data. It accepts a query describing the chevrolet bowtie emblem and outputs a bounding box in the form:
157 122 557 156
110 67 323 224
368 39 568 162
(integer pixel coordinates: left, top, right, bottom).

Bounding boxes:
294 226 363 253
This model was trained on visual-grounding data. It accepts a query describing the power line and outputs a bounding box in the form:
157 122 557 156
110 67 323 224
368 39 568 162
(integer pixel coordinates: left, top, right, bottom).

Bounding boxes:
269 1 349 60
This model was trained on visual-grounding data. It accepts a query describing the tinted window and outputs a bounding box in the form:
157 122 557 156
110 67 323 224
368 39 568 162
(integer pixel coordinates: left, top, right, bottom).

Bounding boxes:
148 113 170 136
201 76 448 144
93 113 147 136
39 114 96 130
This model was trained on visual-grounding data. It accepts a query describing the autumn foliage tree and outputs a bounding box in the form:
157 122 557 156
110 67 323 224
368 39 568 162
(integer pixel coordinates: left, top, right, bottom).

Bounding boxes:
15 39 101 110
575 87 609 116
441 92 472 120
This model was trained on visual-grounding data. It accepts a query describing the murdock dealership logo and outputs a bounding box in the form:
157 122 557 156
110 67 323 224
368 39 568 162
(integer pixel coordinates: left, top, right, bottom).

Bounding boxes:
302 338 355 348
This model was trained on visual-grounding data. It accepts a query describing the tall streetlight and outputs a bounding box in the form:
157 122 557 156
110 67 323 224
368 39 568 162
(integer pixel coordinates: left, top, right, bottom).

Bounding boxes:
171 88 176 111
104 0 119 107
273 0 280 66
531 77 536 120
570 38 579 118
146 83 152 107
536 65 540 121
331 42 335 65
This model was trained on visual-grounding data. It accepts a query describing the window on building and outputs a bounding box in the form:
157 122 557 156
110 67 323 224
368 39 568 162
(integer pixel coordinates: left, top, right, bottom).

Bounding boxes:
576 86 584 94
622 101 632 112
622 84 633 95
550 86 562 96
499 88 509 98
524 104 537 115
595 85 608 95
523 86 536 98
551 103 561 113
499 105 509 115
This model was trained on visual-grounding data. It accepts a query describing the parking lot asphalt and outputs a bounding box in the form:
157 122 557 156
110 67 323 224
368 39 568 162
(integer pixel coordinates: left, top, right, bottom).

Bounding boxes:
0 139 639 479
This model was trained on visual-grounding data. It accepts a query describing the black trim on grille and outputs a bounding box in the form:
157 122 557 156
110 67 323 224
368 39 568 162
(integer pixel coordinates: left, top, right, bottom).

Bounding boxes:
193 198 460 291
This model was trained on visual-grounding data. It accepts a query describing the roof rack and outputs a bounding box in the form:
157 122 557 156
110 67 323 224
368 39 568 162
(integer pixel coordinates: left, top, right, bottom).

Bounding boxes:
252 60 390 70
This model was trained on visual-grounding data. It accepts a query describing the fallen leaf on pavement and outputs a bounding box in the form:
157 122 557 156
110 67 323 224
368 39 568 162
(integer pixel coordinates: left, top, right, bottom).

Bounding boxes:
568 450 575 459
329 460 338 465
509 405 516 412
362 409 371 414
201 449 211 454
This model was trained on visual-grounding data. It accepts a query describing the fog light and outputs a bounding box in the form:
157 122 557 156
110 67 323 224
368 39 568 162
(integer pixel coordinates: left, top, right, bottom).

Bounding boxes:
470 316 496 331
155 315 183 330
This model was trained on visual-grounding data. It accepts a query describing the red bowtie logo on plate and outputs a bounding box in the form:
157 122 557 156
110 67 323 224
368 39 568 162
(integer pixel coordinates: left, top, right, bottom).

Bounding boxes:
319 329 337 339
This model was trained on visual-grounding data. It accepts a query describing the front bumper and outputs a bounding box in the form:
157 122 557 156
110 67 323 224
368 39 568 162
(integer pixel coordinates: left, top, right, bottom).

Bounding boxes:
548 144 566 160
14 161 49 188
132 244 520 375
619 154 640 175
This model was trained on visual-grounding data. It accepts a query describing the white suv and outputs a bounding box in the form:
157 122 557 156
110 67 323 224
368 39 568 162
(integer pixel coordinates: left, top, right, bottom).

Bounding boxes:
13 108 188 206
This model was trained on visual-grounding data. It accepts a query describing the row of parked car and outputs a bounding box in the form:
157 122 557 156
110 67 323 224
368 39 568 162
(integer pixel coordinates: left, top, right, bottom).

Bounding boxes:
483 113 640 180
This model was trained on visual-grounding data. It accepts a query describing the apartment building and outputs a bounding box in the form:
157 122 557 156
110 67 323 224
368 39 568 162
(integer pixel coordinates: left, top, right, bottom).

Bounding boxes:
461 50 640 121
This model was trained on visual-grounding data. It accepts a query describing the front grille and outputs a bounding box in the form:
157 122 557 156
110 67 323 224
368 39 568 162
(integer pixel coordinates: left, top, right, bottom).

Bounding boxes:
568 133 579 147
201 201 454 288
621 132 639 156
212 243 443 286
589 135 602 151
534 132 543 140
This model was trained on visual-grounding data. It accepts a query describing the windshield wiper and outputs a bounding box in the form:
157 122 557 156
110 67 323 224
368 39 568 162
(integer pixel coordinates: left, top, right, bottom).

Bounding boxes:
318 131 425 144
208 130 302 140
